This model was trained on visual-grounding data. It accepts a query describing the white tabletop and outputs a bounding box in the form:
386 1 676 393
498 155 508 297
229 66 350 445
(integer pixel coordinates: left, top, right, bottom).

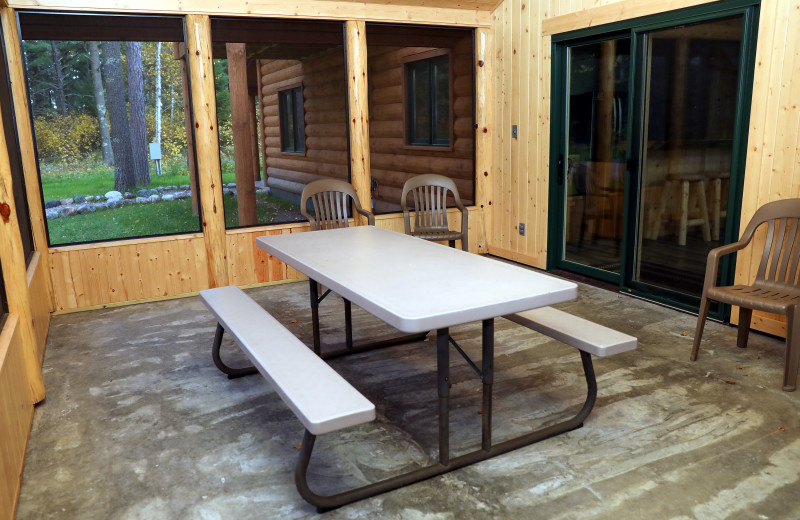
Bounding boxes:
256 226 577 333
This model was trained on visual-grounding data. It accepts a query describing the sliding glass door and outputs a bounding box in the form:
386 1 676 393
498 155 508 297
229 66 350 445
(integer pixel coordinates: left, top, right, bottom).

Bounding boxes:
550 1 758 313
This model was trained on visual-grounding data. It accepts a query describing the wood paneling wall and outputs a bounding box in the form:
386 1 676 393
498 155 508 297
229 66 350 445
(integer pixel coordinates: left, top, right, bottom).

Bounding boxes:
367 38 475 213
0 316 33 520
260 53 350 198
48 235 209 311
490 0 800 336
28 253 50 361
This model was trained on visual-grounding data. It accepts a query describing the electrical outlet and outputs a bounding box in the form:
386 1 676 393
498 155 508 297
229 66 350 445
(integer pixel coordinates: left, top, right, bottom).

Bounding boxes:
519 223 525 236
512 125 518 139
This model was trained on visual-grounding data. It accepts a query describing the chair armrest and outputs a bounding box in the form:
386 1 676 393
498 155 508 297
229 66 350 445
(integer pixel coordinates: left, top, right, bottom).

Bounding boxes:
703 239 750 292
355 206 375 226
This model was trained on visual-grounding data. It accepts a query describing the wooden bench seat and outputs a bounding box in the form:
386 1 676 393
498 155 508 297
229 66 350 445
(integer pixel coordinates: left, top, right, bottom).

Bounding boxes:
505 306 637 357
199 285 375 435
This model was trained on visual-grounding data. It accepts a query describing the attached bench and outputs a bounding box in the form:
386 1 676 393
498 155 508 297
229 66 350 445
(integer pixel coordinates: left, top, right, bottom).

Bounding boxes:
200 286 376 508
505 306 637 358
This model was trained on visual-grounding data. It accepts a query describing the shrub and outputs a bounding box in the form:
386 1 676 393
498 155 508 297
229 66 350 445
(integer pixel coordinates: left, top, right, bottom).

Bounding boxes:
34 112 99 164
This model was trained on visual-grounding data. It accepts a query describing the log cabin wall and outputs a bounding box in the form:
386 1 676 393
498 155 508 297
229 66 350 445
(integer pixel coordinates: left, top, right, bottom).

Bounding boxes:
259 52 350 198
367 37 475 213
490 0 800 336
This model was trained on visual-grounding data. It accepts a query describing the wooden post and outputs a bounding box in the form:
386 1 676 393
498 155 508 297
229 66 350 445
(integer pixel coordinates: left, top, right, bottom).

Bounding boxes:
0 98 45 403
249 88 261 182
669 37 689 174
345 20 372 223
186 15 229 288
595 40 615 164
474 27 493 254
1 7 54 311
174 42 199 216
226 43 258 226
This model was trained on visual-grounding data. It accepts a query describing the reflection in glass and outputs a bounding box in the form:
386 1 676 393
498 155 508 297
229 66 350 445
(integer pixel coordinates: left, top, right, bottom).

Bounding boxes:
636 16 743 296
564 37 630 274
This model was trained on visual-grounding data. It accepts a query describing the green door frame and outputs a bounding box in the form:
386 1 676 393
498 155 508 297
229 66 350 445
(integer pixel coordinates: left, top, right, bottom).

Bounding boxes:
547 0 760 317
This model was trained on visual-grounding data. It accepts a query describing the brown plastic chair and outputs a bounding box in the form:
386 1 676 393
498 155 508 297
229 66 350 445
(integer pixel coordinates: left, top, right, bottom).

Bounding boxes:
691 198 800 391
301 179 375 230
401 174 468 251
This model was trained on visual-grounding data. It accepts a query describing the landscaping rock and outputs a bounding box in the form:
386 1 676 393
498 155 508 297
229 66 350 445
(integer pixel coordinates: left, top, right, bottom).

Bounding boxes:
61 198 74 206
86 196 96 202
174 191 187 200
59 206 78 217
135 197 148 204
74 195 86 203
45 209 59 220
148 194 160 203
180 184 190 190
105 191 123 201
227 183 236 188
106 199 122 209
124 192 135 199
223 189 233 196
45 200 61 209
76 204 96 214
162 193 175 201
137 189 154 198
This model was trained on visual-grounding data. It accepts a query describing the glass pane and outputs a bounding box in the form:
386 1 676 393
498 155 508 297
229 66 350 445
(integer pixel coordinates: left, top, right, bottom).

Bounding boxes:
280 90 296 152
19 13 201 246
409 61 431 144
636 16 743 296
564 37 630 273
432 55 450 145
293 88 305 152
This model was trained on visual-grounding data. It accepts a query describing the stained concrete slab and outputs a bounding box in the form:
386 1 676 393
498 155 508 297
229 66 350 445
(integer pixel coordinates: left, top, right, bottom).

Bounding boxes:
15 270 800 519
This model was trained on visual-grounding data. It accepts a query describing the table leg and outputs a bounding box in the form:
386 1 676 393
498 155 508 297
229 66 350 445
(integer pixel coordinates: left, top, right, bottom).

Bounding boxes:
482 318 494 451
309 279 321 355
437 327 450 465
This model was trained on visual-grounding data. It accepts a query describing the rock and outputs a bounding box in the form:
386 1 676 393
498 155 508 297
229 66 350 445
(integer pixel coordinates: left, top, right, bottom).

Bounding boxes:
180 184 190 190
61 198 74 205
162 193 175 201
223 189 233 196
76 204 96 215
174 192 187 200
124 192 135 199
148 194 160 203
74 195 86 203
137 189 154 198
45 209 59 220
106 199 122 209
105 191 123 201
85 196 96 202
59 206 78 217
135 197 148 204
227 183 237 188
45 200 61 209
168 186 178 191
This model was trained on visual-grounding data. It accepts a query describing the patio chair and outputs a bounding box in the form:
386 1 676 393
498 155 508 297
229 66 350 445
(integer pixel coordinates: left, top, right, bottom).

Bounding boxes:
300 179 374 354
301 179 375 230
690 198 800 391
401 174 468 251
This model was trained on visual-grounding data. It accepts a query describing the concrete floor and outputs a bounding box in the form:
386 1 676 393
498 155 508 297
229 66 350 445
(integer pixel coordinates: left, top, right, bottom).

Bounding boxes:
16 270 800 519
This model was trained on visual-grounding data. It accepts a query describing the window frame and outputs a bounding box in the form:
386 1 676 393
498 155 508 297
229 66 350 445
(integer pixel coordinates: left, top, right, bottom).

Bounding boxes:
278 82 306 155
402 48 453 151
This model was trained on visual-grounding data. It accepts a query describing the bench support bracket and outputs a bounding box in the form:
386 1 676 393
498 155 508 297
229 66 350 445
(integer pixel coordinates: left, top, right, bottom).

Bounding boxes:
211 324 259 379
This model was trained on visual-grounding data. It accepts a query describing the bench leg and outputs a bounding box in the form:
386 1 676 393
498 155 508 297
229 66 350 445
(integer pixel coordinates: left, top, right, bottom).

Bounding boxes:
211 324 258 379
293 350 598 511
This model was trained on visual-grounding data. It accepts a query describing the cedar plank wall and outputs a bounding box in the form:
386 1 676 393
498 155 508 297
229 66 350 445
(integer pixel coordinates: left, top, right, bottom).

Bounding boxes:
491 0 800 337
367 38 475 213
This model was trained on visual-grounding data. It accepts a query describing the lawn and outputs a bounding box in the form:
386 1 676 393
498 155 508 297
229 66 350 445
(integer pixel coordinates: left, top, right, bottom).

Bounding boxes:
46 192 302 245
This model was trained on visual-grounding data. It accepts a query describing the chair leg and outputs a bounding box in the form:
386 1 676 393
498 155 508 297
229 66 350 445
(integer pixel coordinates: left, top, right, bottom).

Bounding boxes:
783 306 800 392
737 307 753 349
691 296 711 361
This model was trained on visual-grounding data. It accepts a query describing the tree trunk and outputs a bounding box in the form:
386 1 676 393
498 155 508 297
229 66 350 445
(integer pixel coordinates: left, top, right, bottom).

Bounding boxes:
155 42 162 143
50 41 68 116
89 41 114 166
101 41 135 192
126 41 150 186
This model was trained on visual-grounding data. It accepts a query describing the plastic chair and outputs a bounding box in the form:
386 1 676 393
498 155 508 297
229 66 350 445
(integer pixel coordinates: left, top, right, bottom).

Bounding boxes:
301 179 375 230
401 174 468 251
691 198 800 391
299 179 374 354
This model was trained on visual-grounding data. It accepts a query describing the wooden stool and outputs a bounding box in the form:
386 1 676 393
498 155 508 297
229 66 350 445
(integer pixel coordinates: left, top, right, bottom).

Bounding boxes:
650 174 711 245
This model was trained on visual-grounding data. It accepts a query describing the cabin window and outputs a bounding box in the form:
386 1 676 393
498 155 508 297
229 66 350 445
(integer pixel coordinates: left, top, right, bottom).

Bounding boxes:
405 53 450 147
18 12 200 246
279 86 305 154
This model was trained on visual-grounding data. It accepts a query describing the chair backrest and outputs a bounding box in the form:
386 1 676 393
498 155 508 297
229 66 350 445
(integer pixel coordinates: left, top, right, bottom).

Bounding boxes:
401 174 465 234
740 199 800 287
300 179 374 231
